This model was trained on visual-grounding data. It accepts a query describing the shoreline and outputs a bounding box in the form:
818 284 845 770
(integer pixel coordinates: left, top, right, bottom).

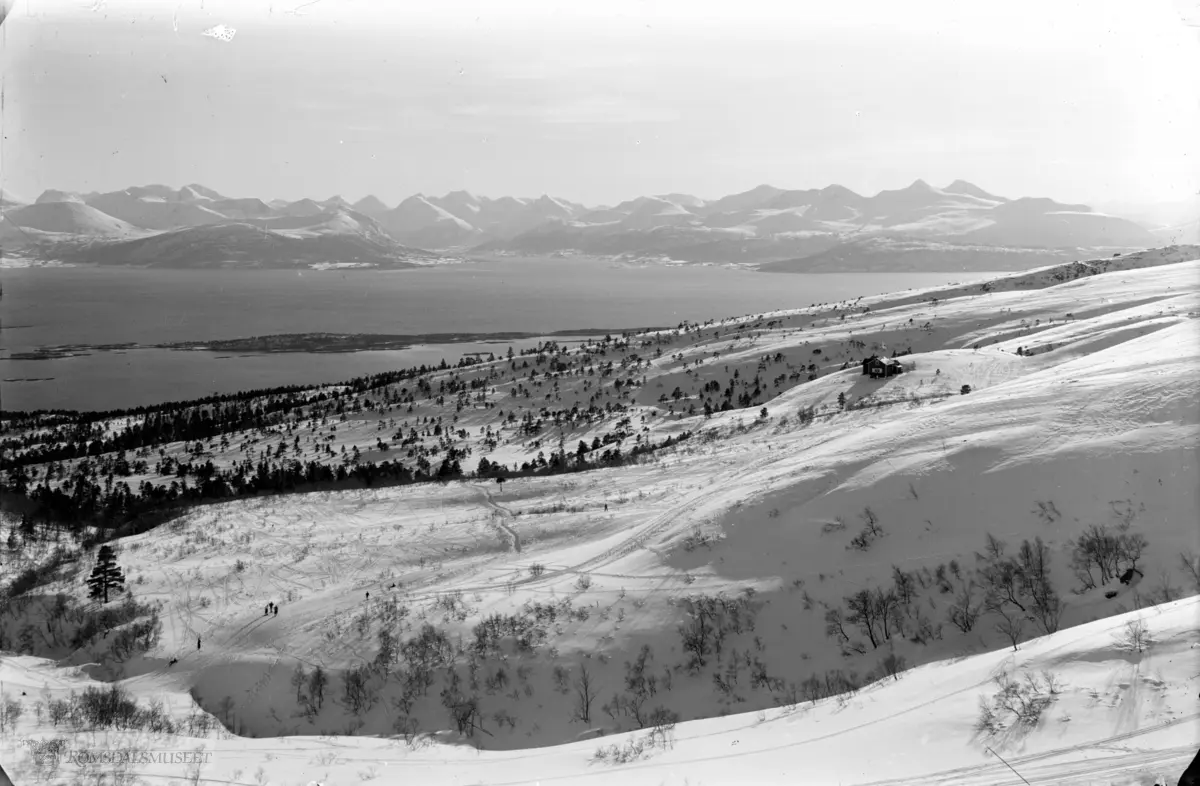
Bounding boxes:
5 327 669 360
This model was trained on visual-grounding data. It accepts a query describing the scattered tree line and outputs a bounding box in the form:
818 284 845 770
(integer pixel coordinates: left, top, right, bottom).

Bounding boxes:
0 683 216 737
4 427 692 560
825 532 1070 657
0 588 161 664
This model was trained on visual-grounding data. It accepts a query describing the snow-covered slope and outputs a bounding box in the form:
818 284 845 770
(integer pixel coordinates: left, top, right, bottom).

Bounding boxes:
84 190 229 230
1098 195 1200 246
0 598 1194 785
180 183 228 201
351 194 391 218
40 216 429 268
964 198 1158 248
208 197 276 219
34 189 87 205
318 195 352 211
943 179 1009 202
1 246 1196 785
377 194 481 247
1 201 142 236
616 196 699 230
0 188 28 210
429 190 485 223
276 198 328 217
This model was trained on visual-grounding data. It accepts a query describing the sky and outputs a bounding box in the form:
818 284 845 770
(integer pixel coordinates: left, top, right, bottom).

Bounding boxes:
2 0 1198 208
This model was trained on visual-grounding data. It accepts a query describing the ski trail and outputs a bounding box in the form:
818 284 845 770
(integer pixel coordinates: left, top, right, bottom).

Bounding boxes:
855 712 1200 786
469 482 521 552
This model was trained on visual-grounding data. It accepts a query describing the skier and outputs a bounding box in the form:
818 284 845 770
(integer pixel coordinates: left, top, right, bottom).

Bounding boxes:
197 636 201 651
274 605 278 616
265 605 270 616
366 591 370 600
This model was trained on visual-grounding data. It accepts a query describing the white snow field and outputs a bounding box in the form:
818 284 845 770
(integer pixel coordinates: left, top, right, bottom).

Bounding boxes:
1 601 1196 785
1 246 1198 785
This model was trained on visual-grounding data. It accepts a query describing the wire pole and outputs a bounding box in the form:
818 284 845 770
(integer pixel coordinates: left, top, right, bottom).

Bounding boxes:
986 746 1032 786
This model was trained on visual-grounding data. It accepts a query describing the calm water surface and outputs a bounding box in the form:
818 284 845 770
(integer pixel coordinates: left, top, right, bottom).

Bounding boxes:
1 258 992 411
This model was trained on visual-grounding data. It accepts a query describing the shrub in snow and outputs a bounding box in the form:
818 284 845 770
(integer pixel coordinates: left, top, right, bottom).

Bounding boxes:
0 694 23 733
1180 552 1200 590
1114 617 1152 653
847 508 884 551
873 650 908 682
342 663 378 714
1069 522 1148 590
591 715 677 766
976 671 1059 736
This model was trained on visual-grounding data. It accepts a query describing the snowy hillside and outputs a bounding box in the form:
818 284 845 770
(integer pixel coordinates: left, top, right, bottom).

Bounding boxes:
0 188 29 210
376 195 481 248
1 201 144 237
0 598 1195 785
83 190 230 230
1 246 1197 785
35 219 430 269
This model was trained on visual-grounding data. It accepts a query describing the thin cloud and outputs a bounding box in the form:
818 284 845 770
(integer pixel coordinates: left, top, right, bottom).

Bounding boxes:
489 51 651 82
542 96 680 124
453 96 679 125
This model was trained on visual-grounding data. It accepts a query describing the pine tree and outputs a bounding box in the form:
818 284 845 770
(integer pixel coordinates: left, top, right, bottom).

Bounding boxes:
87 545 125 604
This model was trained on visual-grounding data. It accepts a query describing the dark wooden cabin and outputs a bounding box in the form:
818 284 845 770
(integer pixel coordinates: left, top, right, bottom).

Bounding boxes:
863 356 904 378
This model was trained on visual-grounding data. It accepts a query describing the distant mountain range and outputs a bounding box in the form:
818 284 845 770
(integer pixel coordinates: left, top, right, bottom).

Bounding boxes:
0 180 1172 270
1093 195 1200 245
0 187 432 269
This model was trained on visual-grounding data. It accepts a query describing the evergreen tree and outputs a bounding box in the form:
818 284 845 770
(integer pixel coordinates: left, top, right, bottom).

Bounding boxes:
87 545 126 604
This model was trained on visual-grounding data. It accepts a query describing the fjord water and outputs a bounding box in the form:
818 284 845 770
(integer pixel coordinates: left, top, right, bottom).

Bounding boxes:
1 258 991 411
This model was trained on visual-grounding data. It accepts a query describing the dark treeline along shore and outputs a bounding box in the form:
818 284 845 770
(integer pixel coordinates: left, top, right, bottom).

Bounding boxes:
158 327 669 354
2 320 736 595
8 327 670 361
